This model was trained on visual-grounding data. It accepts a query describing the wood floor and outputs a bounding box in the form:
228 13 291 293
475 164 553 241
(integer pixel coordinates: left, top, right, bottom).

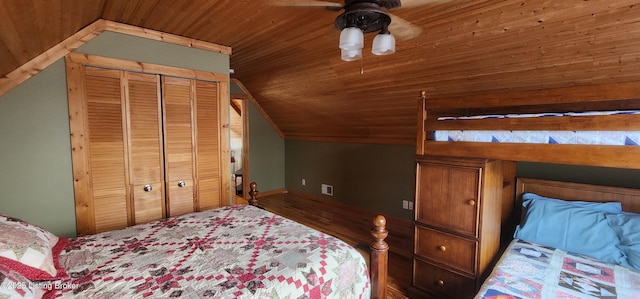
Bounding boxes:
254 190 414 299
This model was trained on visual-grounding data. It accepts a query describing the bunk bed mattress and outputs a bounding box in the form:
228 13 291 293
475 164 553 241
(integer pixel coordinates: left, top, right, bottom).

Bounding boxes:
45 205 370 299
434 130 640 146
434 110 640 146
475 239 640 299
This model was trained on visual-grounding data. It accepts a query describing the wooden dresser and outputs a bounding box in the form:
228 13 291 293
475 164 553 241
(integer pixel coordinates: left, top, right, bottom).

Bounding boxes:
409 155 503 299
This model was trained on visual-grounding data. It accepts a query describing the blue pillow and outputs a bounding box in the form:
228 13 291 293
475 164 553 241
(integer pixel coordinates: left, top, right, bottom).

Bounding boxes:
606 212 640 271
521 193 623 213
514 197 625 264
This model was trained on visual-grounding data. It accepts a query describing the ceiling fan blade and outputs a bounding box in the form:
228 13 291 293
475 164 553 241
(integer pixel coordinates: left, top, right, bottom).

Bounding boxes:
269 0 343 9
389 13 422 40
397 0 446 8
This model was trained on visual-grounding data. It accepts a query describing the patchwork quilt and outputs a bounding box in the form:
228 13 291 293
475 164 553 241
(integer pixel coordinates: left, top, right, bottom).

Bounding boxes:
44 205 370 299
475 239 640 299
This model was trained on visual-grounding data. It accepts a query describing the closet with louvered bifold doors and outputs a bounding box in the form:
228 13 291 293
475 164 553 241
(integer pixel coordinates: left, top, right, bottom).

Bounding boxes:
66 54 230 236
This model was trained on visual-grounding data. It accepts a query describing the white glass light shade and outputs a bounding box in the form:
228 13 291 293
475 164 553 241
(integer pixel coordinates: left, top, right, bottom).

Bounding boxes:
341 48 363 61
372 33 396 55
339 27 364 51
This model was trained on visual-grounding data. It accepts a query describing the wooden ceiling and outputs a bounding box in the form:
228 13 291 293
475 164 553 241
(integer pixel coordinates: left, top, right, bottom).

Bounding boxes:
2 0 640 145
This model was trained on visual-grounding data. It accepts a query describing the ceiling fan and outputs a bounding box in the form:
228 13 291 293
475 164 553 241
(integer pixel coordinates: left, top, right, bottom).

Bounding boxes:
270 0 439 61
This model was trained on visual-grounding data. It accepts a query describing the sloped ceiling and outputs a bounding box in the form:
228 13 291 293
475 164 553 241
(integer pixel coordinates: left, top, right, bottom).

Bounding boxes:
2 0 640 145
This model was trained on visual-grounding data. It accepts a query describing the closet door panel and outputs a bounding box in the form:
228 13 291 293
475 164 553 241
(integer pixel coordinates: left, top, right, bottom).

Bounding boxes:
85 67 129 232
195 80 221 210
68 55 229 235
162 77 196 217
127 72 164 224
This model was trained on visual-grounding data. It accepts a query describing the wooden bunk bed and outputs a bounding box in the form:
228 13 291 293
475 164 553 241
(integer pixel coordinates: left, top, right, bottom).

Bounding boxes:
411 84 640 298
416 81 640 169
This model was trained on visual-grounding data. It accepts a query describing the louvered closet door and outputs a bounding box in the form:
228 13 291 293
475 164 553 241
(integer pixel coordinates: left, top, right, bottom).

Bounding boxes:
162 77 196 217
127 72 165 224
194 80 222 210
84 67 130 232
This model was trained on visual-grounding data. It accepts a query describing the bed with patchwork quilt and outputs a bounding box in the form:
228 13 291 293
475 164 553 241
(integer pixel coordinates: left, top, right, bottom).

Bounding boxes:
0 203 376 299
50 204 371 298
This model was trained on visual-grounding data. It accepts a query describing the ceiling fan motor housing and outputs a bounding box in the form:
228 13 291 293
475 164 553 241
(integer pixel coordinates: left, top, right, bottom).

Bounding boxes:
334 1 393 33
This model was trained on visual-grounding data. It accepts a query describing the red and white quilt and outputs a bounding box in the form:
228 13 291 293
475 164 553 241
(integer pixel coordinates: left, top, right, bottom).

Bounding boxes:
475 239 640 299
45 205 370 298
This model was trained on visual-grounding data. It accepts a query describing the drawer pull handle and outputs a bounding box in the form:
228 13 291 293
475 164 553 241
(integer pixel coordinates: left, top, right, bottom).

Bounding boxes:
438 245 447 252
468 199 476 206
437 279 445 286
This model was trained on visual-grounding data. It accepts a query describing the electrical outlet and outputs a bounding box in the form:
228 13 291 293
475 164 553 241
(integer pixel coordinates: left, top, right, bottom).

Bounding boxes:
321 184 333 196
402 200 409 209
408 201 414 210
302 178 306 186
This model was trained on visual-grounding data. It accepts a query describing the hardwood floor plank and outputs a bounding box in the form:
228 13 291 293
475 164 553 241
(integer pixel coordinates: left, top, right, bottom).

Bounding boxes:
258 191 413 299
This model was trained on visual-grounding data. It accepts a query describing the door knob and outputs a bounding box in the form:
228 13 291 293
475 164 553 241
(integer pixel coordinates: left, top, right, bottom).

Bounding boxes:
177 180 186 187
143 184 152 192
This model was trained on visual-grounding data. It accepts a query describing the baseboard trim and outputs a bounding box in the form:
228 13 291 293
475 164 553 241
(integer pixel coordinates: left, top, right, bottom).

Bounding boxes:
256 188 287 198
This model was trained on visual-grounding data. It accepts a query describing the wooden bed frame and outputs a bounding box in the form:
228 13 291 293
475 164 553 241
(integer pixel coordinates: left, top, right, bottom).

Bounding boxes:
516 177 640 214
416 83 640 169
475 177 640 298
246 182 390 299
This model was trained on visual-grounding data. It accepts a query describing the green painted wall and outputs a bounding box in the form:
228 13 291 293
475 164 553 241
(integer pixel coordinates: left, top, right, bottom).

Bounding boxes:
0 31 229 237
76 32 229 74
248 102 285 191
230 82 244 94
282 141 640 220
284 140 416 220
0 60 76 237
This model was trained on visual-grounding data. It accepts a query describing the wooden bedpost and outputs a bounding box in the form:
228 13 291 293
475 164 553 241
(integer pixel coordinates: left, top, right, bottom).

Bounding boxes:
248 181 259 206
370 214 388 299
416 90 427 155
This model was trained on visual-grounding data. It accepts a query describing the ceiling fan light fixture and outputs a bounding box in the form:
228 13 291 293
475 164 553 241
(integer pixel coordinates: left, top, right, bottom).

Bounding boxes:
339 27 364 50
372 32 396 55
341 48 363 61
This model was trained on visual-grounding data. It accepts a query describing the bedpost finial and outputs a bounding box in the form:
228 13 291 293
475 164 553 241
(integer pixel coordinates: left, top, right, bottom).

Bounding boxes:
374 214 386 228
371 215 388 250
248 182 259 206
420 90 426 99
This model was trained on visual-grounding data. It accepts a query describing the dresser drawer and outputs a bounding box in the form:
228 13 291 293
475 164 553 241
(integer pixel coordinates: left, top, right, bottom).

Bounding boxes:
413 258 476 299
416 163 480 237
415 226 477 274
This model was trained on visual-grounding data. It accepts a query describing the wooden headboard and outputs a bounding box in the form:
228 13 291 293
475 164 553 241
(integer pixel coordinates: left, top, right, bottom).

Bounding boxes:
516 177 640 214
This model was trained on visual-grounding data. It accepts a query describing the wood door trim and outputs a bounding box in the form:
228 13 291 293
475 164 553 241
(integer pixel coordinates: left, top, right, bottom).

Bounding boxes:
66 59 96 236
219 81 231 206
161 77 171 216
156 75 167 218
241 98 250 200
67 52 228 83
120 70 134 227
190 79 199 210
